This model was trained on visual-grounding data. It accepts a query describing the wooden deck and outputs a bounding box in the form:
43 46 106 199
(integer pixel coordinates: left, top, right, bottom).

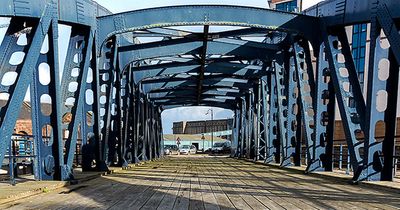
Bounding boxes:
1 155 400 209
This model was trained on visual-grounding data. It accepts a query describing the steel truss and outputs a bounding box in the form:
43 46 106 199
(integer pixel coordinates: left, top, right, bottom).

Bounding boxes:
0 0 399 183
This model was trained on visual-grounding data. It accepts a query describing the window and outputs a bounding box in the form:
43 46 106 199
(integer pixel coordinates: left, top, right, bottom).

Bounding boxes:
275 0 297 12
352 24 367 89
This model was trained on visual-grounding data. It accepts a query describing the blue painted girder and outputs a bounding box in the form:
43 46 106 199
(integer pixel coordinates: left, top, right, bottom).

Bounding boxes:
119 38 278 71
0 0 110 26
97 5 318 48
143 80 255 94
132 62 269 83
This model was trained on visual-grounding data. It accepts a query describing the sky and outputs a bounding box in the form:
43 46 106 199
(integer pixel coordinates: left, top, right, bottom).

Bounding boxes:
0 0 324 134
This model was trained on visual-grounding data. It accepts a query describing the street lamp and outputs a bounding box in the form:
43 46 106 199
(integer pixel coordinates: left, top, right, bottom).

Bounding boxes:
205 108 214 151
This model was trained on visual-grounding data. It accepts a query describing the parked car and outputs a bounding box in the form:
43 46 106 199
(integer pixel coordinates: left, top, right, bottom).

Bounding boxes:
211 141 231 154
164 145 179 155
163 145 171 155
179 145 197 155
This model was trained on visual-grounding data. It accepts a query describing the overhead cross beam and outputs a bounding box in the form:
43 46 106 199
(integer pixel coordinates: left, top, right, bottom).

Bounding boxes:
197 25 210 105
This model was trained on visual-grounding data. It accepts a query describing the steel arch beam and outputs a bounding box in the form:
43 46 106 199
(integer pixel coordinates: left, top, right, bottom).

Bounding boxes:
143 80 255 94
161 103 236 110
141 75 250 84
147 84 251 93
149 92 243 100
119 39 278 71
98 5 318 46
133 62 268 84
0 0 110 26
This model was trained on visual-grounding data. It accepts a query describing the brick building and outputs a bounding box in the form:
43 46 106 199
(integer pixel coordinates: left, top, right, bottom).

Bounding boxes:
8 101 89 139
173 119 233 135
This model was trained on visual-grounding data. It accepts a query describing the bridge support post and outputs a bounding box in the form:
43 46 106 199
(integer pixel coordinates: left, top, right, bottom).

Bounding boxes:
265 73 280 163
255 79 267 161
294 40 335 172
274 50 300 167
364 4 400 181
239 98 246 158
232 107 240 157
323 26 368 181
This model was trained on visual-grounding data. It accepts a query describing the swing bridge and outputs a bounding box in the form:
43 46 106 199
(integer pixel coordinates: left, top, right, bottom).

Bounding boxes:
0 0 400 187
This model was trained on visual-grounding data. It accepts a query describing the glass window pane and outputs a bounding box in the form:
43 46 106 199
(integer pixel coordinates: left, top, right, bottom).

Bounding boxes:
361 24 367 32
352 49 358 59
359 58 365 73
360 47 366 58
352 34 359 47
353 25 359 33
360 33 367 46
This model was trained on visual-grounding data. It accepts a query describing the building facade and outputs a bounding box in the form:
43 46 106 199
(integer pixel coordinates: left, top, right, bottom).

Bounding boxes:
270 0 301 12
172 119 233 135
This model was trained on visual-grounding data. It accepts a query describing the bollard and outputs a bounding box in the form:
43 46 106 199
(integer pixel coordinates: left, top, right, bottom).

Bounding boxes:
339 144 343 170
8 142 15 186
346 149 350 175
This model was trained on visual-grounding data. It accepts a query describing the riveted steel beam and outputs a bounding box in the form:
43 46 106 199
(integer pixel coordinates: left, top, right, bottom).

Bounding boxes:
304 0 400 27
0 3 61 179
98 5 318 47
196 25 210 105
0 0 110 27
118 38 278 70
323 26 367 182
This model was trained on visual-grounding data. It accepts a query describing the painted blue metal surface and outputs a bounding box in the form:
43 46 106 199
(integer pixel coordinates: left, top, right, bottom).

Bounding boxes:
0 0 398 184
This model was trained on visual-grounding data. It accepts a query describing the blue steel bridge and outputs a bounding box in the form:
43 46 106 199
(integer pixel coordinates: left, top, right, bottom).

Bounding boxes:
0 0 400 190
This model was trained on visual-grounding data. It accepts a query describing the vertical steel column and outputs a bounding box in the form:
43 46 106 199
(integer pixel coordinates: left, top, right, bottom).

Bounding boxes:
324 27 367 181
275 51 298 167
106 49 120 166
364 4 400 181
97 37 116 168
293 41 315 168
30 2 65 180
266 73 280 163
127 81 137 163
61 27 94 177
287 50 301 167
133 86 141 163
232 107 240 157
249 90 257 160
120 68 132 167
245 93 253 159
0 4 60 179
256 79 267 161
304 42 335 172
240 98 246 157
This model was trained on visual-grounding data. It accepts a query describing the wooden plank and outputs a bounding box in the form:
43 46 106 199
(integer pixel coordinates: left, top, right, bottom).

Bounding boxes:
157 159 188 210
189 161 205 210
199 158 235 210
197 160 221 210
2 156 400 210
208 158 253 210
173 158 191 210
141 162 181 210
214 159 269 210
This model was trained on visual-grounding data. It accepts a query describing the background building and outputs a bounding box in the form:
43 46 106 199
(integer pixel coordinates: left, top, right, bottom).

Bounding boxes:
270 0 301 12
163 134 227 151
172 119 233 135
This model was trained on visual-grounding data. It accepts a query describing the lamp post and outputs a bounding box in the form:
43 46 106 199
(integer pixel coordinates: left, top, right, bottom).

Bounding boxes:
206 108 214 150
